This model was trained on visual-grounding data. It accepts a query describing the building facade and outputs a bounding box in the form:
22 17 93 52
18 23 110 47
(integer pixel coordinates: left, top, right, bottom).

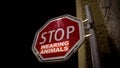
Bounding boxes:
76 0 120 68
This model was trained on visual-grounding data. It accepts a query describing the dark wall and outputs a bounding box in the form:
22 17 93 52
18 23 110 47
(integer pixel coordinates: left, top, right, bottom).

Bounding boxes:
98 0 120 53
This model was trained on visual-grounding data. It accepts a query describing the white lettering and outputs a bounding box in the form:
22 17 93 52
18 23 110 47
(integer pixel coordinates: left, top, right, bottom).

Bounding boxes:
40 41 69 54
64 46 69 51
41 44 49 49
67 26 75 39
54 28 64 41
39 26 75 44
48 30 55 42
40 32 47 44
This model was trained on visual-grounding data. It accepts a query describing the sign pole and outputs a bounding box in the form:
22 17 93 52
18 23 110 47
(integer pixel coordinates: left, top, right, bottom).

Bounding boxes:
85 5 101 68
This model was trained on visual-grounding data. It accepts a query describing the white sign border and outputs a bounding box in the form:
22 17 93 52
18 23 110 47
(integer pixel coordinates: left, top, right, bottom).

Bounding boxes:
32 14 85 62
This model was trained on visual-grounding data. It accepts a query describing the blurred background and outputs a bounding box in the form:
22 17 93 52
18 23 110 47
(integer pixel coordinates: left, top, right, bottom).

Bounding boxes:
6 0 120 68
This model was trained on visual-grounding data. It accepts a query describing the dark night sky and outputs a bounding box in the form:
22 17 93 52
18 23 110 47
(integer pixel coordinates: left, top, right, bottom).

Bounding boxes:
7 0 79 68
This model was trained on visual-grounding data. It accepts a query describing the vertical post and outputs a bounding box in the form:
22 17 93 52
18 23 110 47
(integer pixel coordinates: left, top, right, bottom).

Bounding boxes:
76 0 87 68
85 5 101 68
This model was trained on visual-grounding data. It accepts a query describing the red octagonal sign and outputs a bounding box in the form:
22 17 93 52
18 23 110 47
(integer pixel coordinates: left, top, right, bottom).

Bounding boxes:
32 14 85 62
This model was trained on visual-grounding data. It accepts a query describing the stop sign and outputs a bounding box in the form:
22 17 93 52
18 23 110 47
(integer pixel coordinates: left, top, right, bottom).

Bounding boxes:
32 14 85 62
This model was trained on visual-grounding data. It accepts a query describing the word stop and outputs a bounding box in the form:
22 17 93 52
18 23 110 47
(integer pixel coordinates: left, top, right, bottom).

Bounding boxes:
40 26 75 44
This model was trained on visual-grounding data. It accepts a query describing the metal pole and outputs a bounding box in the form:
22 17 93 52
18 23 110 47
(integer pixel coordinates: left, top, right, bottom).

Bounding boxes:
85 5 101 68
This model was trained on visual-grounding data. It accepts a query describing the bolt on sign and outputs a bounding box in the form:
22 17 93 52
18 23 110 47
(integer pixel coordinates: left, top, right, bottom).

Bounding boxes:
32 14 85 62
